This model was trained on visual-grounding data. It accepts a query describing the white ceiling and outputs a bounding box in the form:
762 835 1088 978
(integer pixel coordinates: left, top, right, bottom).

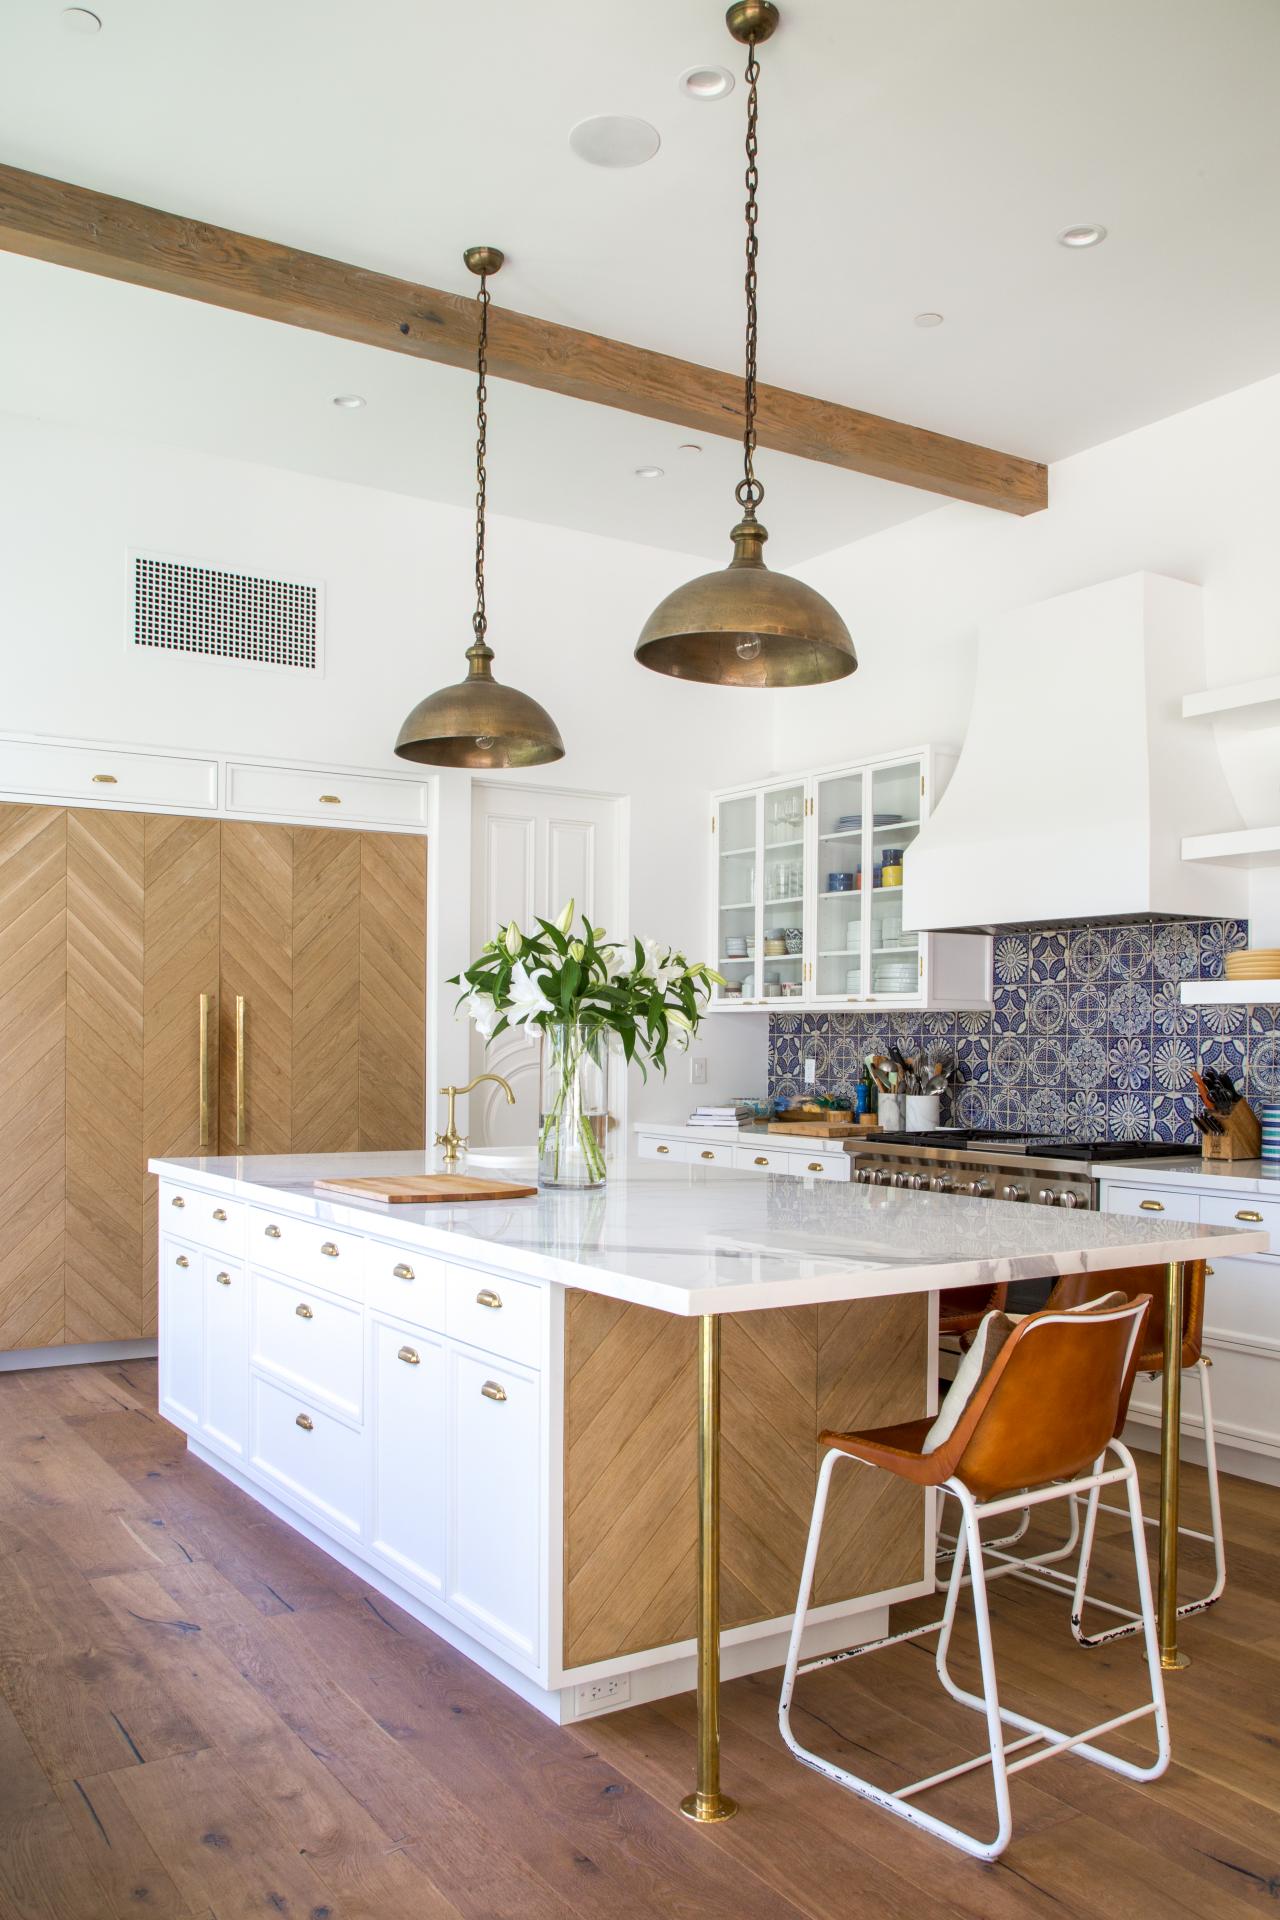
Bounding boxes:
2 0 1279 559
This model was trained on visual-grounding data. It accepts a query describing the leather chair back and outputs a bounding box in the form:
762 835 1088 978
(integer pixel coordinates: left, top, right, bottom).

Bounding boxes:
1047 1261 1204 1369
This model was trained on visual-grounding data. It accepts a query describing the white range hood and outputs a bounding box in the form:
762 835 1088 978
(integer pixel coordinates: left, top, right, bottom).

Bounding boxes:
903 573 1248 934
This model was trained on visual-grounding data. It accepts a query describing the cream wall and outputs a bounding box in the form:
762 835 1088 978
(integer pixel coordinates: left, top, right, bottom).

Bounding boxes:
0 410 773 1124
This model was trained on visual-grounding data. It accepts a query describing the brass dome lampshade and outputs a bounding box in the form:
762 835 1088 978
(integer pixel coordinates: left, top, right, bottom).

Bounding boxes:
635 2 855 689
395 248 564 769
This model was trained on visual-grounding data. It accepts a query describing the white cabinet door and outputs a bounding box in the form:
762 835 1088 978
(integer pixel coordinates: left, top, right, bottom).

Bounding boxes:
203 1256 248 1459
158 1237 203 1430
448 1348 541 1659
1102 1183 1201 1225
370 1317 447 1598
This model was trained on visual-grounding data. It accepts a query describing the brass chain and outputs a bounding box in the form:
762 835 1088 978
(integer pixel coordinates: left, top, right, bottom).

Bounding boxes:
736 36 764 514
473 274 490 642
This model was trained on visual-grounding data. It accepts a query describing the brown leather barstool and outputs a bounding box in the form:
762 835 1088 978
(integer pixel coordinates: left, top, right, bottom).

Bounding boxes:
939 1283 1009 1346
779 1297 1170 1861
979 1261 1224 1641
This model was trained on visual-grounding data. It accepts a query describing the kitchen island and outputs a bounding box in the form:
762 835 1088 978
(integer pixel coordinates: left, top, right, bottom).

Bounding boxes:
149 1149 1266 1818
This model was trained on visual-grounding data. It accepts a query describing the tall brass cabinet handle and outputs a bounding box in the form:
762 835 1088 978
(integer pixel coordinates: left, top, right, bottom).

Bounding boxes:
235 994 246 1148
198 992 213 1150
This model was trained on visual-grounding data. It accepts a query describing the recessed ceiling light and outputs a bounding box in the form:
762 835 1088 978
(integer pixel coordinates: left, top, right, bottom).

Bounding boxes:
1057 224 1107 249
569 115 661 169
635 466 665 479
677 442 703 454
332 394 366 409
913 311 944 328
61 6 101 32
679 64 734 100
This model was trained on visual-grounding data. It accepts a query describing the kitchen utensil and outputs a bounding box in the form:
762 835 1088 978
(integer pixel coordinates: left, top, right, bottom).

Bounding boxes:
1200 1095 1261 1162
313 1173 538 1204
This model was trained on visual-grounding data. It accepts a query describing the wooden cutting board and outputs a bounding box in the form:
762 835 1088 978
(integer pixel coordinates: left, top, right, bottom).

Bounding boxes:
313 1173 538 1204
767 1119 857 1137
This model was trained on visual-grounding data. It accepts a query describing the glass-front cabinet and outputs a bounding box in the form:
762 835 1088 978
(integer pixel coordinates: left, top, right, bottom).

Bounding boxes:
710 747 991 1012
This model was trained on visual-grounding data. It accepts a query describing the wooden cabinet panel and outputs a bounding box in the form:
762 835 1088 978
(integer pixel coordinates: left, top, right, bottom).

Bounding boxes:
218 819 293 1154
358 830 426 1150
0 806 66 1349
291 827 360 1153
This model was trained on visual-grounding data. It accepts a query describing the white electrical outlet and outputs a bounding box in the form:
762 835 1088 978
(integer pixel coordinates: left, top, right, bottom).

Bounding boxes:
690 1056 708 1085
574 1673 631 1717
804 1056 817 1086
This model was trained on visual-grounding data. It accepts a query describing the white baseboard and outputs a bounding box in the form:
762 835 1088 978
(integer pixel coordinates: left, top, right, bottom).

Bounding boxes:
1122 1415 1280 1488
0 1339 158 1373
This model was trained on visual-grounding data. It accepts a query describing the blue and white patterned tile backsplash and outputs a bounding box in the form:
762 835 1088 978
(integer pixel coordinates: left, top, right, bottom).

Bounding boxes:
765 919 1280 1144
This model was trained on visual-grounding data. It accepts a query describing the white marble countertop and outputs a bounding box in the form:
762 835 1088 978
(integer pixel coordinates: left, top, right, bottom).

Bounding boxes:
149 1150 1269 1318
1096 1156 1280 1196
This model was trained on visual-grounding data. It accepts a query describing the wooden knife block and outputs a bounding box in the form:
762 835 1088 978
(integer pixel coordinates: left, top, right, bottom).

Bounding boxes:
1201 1100 1262 1161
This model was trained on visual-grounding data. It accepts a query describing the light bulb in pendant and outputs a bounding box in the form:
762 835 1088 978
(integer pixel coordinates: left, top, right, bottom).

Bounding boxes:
475 734 495 751
735 635 762 662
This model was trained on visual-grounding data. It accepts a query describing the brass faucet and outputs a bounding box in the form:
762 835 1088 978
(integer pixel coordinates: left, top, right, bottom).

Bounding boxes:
435 1072 516 1166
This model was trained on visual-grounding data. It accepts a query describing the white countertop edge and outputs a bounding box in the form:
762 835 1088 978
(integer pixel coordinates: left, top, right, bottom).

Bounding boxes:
1094 1156 1280 1195
149 1157 1267 1319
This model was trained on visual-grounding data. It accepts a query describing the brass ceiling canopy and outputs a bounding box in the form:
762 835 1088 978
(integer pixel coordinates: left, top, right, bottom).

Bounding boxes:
635 1 856 690
395 247 565 769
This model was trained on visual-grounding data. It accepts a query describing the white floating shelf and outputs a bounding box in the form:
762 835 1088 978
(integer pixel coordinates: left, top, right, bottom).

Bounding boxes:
1182 824 1280 866
1180 978 1280 1005
1182 673 1280 722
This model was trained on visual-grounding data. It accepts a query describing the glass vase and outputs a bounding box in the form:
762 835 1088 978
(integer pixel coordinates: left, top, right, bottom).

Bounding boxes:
538 1019 610 1189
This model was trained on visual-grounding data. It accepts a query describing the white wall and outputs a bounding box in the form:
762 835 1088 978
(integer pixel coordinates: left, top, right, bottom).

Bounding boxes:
777 370 1280 938
0 411 771 1125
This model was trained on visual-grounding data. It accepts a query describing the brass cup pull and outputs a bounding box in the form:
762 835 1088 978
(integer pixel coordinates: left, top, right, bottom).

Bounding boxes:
754 1156 769 1166
264 1224 281 1238
212 1208 227 1222
295 1413 314 1431
91 772 117 784
397 1345 420 1366
171 1195 185 1208
1235 1209 1263 1223
321 1242 339 1258
1139 1199 1165 1212
295 1302 314 1320
476 1288 502 1310
700 1150 715 1161
807 1162 823 1172
319 794 341 804
393 1262 414 1280
215 1272 231 1287
656 1144 670 1154
480 1381 507 1403
175 1254 190 1268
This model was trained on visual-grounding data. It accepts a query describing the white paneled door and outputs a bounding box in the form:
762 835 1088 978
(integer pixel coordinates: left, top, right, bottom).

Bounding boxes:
468 784 624 1147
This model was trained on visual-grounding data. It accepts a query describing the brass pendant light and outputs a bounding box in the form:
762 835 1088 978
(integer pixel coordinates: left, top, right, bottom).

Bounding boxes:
395 247 565 768
635 2 856 689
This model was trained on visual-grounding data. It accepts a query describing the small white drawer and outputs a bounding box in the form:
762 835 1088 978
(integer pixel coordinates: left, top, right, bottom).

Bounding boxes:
636 1135 691 1163
162 1186 244 1249
1198 1191 1278 1254
0 739 218 809
734 1145 785 1173
249 1209 363 1300
226 761 428 828
794 1151 851 1181
688 1141 730 1169
1102 1184 1200 1225
252 1269 363 1421
366 1242 449 1333
447 1267 543 1368
250 1374 364 1540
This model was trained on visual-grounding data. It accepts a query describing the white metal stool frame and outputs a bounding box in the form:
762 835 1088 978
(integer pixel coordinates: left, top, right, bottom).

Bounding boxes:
779 1306 1172 1861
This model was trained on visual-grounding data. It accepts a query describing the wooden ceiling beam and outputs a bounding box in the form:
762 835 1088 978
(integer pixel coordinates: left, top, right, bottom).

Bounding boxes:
0 163 1047 516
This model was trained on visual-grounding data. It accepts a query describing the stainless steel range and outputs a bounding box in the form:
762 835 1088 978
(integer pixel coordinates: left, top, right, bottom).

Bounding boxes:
845 1130 1192 1210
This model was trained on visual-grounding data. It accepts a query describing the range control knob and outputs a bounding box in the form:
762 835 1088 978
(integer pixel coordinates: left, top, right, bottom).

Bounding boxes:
890 1171 910 1188
930 1175 958 1194
967 1178 995 1198
999 1183 1028 1202
905 1173 926 1191
1036 1187 1059 1206
1058 1190 1083 1208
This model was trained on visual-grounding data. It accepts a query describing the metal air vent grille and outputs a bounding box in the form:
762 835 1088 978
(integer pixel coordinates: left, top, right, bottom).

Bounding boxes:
130 552 323 672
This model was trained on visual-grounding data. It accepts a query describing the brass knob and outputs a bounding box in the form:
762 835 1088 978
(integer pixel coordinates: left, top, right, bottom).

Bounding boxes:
656 1144 670 1154
1235 1209 1263 1223
215 1271 231 1286
1139 1199 1164 1212
754 1155 769 1166
212 1208 227 1222
700 1150 715 1161
295 1413 314 1431
170 1195 185 1208
295 1302 313 1320
476 1288 502 1310
91 773 117 784
1206 1265 1215 1276
175 1254 189 1268
480 1381 507 1403
321 1241 339 1257
397 1345 420 1366
393 1262 414 1280
807 1162 823 1173
265 1224 281 1238
319 794 341 804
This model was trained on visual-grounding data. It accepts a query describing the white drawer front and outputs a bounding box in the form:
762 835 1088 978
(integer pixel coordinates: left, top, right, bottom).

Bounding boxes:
734 1145 786 1173
447 1267 543 1368
249 1209 363 1300
250 1375 364 1540
163 1186 244 1251
366 1241 448 1333
688 1140 731 1169
0 739 218 809
203 1255 248 1460
636 1135 691 1163
793 1150 851 1181
158 1236 203 1430
1102 1184 1200 1225
252 1269 363 1421
448 1349 541 1659
1198 1191 1279 1254
226 761 428 828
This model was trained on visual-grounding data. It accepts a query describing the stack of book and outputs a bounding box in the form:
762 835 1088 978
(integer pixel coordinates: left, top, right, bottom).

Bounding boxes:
687 1104 752 1128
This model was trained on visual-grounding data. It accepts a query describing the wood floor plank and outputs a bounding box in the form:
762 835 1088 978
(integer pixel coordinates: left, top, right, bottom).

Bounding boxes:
55 1770 192 1920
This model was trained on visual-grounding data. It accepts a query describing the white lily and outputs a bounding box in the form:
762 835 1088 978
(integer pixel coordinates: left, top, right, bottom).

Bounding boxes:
504 920 522 957
505 958 556 1027
465 989 500 1040
639 937 682 994
555 897 575 935
668 1009 693 1031
569 939 585 962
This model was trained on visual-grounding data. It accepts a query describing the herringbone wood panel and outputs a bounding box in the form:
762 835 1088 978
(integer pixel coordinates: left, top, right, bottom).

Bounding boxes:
142 815 220 1336
291 828 361 1153
0 807 66 1349
358 831 426 1150
218 820 292 1155
65 811 146 1343
562 1291 930 1668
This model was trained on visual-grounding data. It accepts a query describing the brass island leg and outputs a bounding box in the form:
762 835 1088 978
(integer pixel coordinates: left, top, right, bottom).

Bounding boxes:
1158 1260 1191 1672
680 1313 739 1822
